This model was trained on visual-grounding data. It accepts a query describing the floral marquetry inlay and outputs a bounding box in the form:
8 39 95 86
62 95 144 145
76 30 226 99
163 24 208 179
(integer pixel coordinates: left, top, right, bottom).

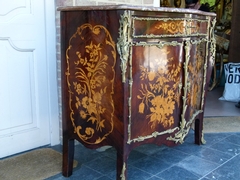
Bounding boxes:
66 24 116 144
137 52 182 129
187 41 205 116
128 42 184 143
154 20 185 34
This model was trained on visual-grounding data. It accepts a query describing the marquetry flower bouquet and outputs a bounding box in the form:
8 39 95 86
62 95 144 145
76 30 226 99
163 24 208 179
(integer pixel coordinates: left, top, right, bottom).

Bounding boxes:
73 41 108 135
138 49 181 129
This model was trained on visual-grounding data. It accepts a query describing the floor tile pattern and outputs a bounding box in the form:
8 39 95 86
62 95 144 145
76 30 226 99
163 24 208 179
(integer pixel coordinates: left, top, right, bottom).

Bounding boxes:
47 131 240 180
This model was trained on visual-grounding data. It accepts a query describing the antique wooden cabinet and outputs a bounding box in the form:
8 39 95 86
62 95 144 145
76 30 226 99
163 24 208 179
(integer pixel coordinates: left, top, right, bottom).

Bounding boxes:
58 5 216 180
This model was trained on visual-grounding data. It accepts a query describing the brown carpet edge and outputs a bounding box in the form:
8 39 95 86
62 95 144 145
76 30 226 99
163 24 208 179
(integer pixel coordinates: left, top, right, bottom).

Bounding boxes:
0 148 77 180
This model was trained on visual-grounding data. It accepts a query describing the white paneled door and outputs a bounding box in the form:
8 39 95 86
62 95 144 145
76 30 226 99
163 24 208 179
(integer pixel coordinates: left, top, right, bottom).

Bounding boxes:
0 0 59 158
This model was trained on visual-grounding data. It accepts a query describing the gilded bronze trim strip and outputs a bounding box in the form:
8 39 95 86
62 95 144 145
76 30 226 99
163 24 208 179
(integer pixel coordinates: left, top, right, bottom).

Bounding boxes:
166 39 191 144
131 128 179 143
127 45 133 144
134 40 183 47
117 10 132 83
120 163 126 180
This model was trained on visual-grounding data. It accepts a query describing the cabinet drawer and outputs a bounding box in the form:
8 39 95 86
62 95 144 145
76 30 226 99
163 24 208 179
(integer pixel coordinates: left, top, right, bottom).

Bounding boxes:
132 16 209 38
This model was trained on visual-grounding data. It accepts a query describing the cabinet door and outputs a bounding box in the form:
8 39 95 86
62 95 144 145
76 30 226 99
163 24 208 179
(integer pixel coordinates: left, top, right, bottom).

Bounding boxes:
129 40 184 143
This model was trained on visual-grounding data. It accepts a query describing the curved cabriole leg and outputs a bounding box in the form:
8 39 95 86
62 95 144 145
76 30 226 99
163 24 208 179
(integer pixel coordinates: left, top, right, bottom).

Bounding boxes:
62 138 75 177
116 150 128 180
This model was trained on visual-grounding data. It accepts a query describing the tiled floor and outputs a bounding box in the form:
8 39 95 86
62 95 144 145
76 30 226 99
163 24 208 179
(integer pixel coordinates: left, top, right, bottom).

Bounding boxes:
47 131 240 180
47 86 240 180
